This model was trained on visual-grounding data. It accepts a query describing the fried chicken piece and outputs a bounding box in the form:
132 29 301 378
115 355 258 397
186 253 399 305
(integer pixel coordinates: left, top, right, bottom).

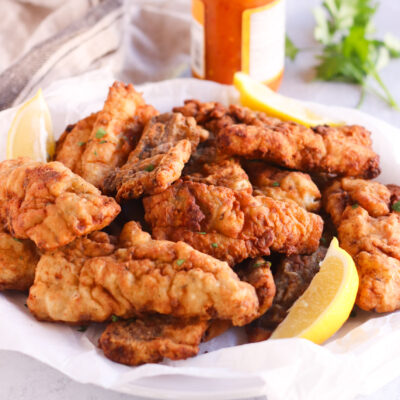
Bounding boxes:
324 178 391 225
104 113 209 200
243 161 321 211
0 158 120 250
55 113 98 175
324 179 400 312
99 316 209 366
28 222 259 326
79 82 158 187
247 247 327 342
0 232 39 291
144 181 323 265
184 158 252 194
175 100 380 179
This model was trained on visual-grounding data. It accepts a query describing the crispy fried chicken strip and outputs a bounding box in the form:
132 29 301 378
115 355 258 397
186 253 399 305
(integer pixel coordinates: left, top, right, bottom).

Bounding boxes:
99 316 209 366
55 113 98 175
184 158 252 194
243 161 321 211
324 178 400 312
0 232 39 291
175 100 380 179
104 113 209 200
144 181 323 265
246 247 327 342
28 222 259 326
0 158 120 250
80 82 158 187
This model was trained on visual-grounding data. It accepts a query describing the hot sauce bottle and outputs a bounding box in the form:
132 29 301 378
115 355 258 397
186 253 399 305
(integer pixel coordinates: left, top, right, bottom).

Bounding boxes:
191 0 286 90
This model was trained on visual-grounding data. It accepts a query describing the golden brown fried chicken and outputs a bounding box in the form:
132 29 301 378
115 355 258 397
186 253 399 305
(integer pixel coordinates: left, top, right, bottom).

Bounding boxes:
144 181 323 265
28 222 259 326
99 316 209 366
175 100 380 179
0 158 120 250
77 82 158 187
55 113 98 176
243 161 321 211
324 178 400 312
0 232 39 291
246 247 327 342
104 113 209 200
184 158 252 194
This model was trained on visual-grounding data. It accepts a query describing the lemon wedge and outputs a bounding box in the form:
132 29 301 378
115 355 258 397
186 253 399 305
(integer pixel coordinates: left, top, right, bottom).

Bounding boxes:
271 238 359 344
7 89 55 162
234 72 342 127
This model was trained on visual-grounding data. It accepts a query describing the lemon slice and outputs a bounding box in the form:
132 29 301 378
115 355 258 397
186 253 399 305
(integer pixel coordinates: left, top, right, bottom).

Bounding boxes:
7 89 55 162
234 72 342 127
271 238 359 344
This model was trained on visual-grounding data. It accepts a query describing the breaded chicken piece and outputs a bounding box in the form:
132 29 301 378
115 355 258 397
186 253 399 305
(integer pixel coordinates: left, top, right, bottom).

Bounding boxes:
144 181 323 265
79 82 158 187
104 113 209 200
0 158 120 250
324 179 400 312
174 100 380 179
184 158 252 194
0 232 39 291
246 247 327 342
28 222 259 326
99 316 209 366
243 161 321 211
55 113 98 175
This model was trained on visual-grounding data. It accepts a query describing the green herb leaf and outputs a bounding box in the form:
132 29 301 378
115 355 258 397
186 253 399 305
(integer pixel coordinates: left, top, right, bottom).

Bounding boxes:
392 201 400 212
94 150 98 156
78 141 86 147
285 35 299 61
12 238 22 243
352 203 359 209
211 243 219 248
198 232 206 235
77 325 88 332
99 140 107 144
111 315 120 323
176 259 185 266
95 128 107 139
144 164 155 172
272 181 280 187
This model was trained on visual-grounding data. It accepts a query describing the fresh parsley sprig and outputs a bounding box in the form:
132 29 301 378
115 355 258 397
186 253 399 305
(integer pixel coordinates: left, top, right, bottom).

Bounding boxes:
313 0 400 109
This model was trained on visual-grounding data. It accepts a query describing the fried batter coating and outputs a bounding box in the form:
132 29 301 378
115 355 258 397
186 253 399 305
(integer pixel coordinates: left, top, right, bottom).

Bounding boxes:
324 179 400 312
246 247 327 342
0 232 39 291
144 181 323 265
175 100 380 179
0 158 120 250
104 113 209 200
184 158 252 194
99 316 209 366
55 113 98 175
79 82 158 187
243 161 321 211
28 222 259 326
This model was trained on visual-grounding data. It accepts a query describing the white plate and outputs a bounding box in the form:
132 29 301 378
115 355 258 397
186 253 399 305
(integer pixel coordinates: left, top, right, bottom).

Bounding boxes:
1 70 400 400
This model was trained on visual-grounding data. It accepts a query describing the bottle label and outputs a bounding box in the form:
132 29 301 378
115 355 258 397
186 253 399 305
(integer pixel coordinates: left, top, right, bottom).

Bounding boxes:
191 0 205 78
242 0 286 83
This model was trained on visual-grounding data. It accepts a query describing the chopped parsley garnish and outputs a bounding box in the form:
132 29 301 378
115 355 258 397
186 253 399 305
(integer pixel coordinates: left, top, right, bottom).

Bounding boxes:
77 325 88 332
99 140 107 144
392 201 400 212
95 128 107 139
144 164 155 172
78 141 86 147
176 259 185 266
93 150 98 156
351 203 359 209
12 238 22 243
111 315 120 323
254 260 266 268
211 243 218 248
272 181 280 187
198 232 206 235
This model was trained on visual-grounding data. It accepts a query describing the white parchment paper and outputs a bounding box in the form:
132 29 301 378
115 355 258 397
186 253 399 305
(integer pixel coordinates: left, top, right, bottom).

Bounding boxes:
1 69 400 400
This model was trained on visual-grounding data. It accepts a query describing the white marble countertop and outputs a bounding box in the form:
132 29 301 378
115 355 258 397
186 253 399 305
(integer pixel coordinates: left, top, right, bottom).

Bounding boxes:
1 1 399 399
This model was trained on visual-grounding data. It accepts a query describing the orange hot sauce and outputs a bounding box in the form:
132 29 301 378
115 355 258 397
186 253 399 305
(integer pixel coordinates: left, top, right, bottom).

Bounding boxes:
191 0 285 90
